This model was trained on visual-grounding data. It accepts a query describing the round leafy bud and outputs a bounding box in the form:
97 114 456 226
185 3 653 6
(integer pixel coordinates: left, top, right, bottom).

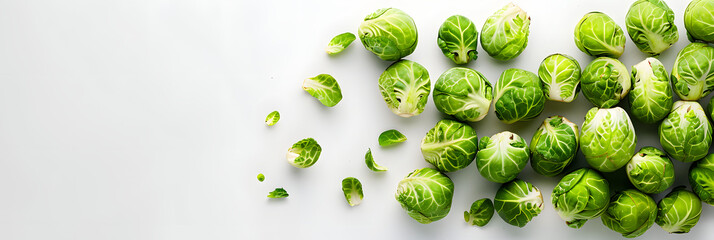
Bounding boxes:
581 57 630 108
378 60 430 117
395 168 454 224
552 168 610 229
476 131 529 183
626 147 675 194
437 15 478 64
625 0 678 55
464 198 494 227
433 67 493 122
601 189 657 238
659 101 712 162
689 154 714 205
671 42 714 101
656 186 702 233
684 0 714 43
357 8 417 61
574 12 626 58
493 68 545 123
530 116 579 176
494 179 543 227
580 107 637 172
421 119 479 172
538 53 581 102
286 138 322 168
480 3 530 61
628 58 673 124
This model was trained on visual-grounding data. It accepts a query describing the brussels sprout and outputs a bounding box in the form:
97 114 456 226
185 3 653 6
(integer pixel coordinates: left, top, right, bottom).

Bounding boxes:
364 148 387 172
257 173 265 182
437 15 479 64
493 69 545 123
689 154 714 205
581 57 630 108
552 168 610 228
342 177 364 207
656 186 702 233
494 179 543 227
378 129 407 146
659 101 712 162
267 188 289 198
476 131 529 183
378 60 431 117
395 168 454 224
626 147 675 194
433 67 493 122
464 198 494 227
265 111 280 126
303 74 343 107
358 8 418 61
286 138 322 168
574 12 626 58
326 32 356 55
601 189 657 238
530 116 579 176
580 107 637 172
480 3 530 61
625 0 678 55
684 0 714 43
421 119 478 172
628 58 673 124
538 53 581 102
671 42 714 101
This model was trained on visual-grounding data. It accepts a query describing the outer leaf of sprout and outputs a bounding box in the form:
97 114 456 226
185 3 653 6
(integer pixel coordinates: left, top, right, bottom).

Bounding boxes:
464 198 494 227
286 138 322 168
267 188 289 198
326 32 356 55
342 177 364 207
378 129 407 147
303 74 343 107
265 111 280 126
364 148 387 172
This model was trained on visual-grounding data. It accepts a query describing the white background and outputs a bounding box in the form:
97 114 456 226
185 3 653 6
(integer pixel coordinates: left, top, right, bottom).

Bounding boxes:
0 0 712 239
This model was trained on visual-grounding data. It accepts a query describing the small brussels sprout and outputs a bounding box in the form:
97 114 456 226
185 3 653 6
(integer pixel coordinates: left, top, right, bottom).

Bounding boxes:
257 173 265 182
494 179 543 227
480 3 530 61
689 154 714 205
684 0 714 43
378 60 431 117
581 57 630 108
476 131 529 183
358 8 418 61
364 148 387 172
552 168 610 228
267 188 289 198
303 74 343 107
601 189 657 238
433 67 493 122
671 42 714 101
493 68 545 123
574 12 626 58
395 168 454 224
265 110 280 126
437 15 479 64
656 186 702 233
421 119 478 172
628 58 673 124
538 53 581 102
286 138 322 168
464 198 494 227
326 32 356 55
378 129 407 146
626 147 675 194
625 0 678 55
659 101 712 162
530 116 579 176
580 107 637 172
342 177 364 207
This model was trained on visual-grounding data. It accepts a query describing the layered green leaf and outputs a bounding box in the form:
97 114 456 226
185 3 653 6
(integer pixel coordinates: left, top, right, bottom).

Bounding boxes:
656 187 702 233
625 0 678 55
659 101 712 162
684 0 714 43
581 57 630 108
342 177 364 207
671 42 714 101
601 189 657 238
626 147 674 194
267 188 289 198
286 138 322 168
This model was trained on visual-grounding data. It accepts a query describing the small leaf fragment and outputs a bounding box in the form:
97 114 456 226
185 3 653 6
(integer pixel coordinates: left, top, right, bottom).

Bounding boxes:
464 198 495 227
257 173 265 182
342 177 364 206
378 129 407 146
303 74 343 107
365 148 388 172
326 32 356 55
267 188 289 198
265 111 280 126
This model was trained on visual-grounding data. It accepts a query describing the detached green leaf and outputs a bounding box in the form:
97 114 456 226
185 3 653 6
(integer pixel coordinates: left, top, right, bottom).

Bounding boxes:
464 198 494 227
265 111 280 126
365 148 387 172
267 188 289 198
342 177 364 206
378 129 407 146
303 74 343 107
326 32 356 55
286 138 322 168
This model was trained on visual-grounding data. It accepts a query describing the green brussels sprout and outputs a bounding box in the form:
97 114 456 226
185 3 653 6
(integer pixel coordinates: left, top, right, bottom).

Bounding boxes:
671 42 714 101
303 74 343 107
601 189 658 238
480 3 530 61
626 147 675 194
395 168 454 224
581 57 630 108
689 154 714 205
265 110 280 126
267 188 289 198
656 186 702 233
433 67 493 122
552 168 610 228
628 58 673 124
257 173 265 182
538 53 581 102
326 32 356 55
493 68 545 123
342 177 364 206
625 0 678 55
659 101 712 162
574 12 626 58
530 116 579 176
437 15 479 64
464 198 494 227
476 131 529 183
364 148 387 172
684 0 714 43
421 119 478 172
286 138 322 168
580 107 637 172
378 60 431 117
378 129 407 147
358 8 418 61
494 179 543 227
